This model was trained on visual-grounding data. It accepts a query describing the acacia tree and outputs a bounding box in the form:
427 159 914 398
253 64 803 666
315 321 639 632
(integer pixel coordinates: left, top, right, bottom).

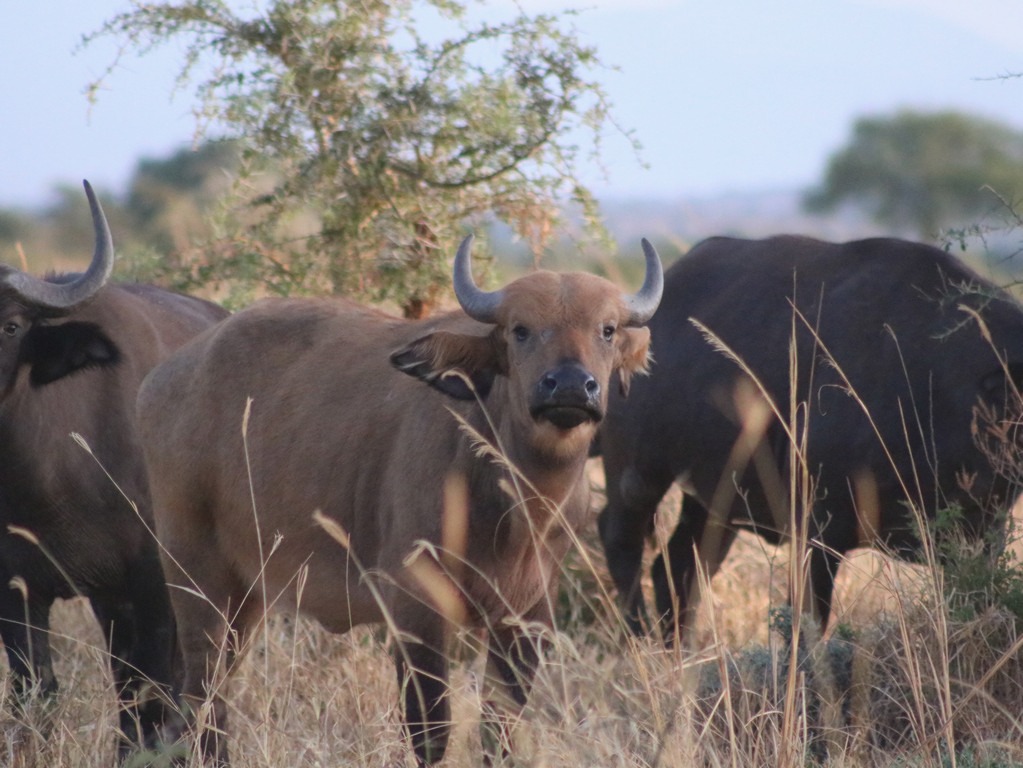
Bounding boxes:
86 0 634 314
804 109 1023 238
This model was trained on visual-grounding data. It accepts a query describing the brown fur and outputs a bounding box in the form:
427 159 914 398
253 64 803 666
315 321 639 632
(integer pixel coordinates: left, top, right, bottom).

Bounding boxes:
138 266 656 764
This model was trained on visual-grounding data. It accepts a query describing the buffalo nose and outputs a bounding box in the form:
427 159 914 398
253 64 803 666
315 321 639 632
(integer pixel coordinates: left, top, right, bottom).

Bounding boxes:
532 363 603 428
538 365 600 403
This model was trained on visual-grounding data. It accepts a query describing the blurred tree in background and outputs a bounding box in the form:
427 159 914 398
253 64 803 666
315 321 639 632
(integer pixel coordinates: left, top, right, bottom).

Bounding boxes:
0 143 240 280
85 0 634 315
125 140 239 256
0 184 127 275
804 109 1023 239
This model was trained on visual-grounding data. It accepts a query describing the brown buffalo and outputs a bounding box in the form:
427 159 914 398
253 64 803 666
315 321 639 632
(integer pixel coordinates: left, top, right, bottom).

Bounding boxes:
137 236 663 764
0 181 228 756
598 234 1023 643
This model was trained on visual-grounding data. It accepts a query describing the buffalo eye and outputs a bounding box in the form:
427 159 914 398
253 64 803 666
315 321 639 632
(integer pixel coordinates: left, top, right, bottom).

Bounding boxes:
513 324 530 343
602 324 616 342
3 322 19 337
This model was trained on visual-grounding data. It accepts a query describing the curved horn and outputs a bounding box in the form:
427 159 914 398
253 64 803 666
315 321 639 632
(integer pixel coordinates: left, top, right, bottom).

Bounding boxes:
453 234 504 324
4 180 114 311
623 238 664 326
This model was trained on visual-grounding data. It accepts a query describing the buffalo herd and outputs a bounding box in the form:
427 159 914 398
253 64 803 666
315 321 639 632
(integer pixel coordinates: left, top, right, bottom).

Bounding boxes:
2 184 1022 764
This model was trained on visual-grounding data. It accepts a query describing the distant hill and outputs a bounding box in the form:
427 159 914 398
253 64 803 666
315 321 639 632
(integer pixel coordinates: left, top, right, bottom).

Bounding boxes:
595 189 1023 283
488 188 894 270
598 188 891 251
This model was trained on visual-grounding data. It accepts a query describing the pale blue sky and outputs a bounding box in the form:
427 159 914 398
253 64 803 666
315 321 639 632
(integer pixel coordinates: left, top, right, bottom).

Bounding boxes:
3 0 1023 209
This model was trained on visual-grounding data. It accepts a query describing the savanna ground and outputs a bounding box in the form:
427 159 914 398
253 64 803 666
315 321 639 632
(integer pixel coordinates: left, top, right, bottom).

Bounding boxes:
3 464 1023 768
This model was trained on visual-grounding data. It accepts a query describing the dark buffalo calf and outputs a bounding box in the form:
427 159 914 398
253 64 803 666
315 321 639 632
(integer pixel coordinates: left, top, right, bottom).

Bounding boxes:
0 181 228 756
598 234 1023 641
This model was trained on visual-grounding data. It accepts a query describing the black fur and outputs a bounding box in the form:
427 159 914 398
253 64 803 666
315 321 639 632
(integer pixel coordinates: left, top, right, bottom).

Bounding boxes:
24 322 120 387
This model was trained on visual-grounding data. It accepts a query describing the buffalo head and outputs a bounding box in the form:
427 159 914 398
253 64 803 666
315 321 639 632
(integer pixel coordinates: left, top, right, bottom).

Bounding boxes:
0 181 117 397
392 236 663 458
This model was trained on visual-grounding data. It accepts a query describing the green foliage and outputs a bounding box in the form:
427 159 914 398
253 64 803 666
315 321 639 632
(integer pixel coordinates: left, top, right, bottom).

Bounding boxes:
122 139 241 263
931 505 1023 626
45 184 115 256
85 1 633 314
0 146 239 282
804 109 1023 238
0 210 34 244
893 745 1019 768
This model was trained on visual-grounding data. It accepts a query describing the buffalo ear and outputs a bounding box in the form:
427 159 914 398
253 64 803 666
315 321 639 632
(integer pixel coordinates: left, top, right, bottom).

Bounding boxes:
615 326 652 398
391 330 505 401
24 322 120 387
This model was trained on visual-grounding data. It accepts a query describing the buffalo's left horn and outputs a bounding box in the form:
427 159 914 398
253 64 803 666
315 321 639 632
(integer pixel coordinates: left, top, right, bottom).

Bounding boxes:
623 238 663 326
453 234 504 324
4 180 114 311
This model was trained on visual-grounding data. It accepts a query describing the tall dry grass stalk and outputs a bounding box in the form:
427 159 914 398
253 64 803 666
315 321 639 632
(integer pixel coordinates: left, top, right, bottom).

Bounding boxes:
6 312 1023 767
2 463 1022 767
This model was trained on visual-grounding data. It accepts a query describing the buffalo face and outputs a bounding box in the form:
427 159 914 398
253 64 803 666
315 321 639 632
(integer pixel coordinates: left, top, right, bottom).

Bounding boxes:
391 236 662 458
0 181 119 399
496 271 653 440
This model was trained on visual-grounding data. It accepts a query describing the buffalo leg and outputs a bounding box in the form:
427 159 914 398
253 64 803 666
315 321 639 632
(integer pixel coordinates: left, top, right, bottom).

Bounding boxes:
91 598 141 757
162 552 252 766
172 595 246 767
480 607 547 765
91 581 175 759
393 621 450 766
804 540 842 629
598 466 673 636
0 588 57 701
126 552 179 749
652 497 736 645
794 499 852 630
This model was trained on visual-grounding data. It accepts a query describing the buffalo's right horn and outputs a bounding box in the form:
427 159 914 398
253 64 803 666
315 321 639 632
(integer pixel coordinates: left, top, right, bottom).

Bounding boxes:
453 234 504 324
3 180 114 311
622 238 663 326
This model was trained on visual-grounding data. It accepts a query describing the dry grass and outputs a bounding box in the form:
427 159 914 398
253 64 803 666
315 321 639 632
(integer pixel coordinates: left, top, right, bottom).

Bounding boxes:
3 459 1023 768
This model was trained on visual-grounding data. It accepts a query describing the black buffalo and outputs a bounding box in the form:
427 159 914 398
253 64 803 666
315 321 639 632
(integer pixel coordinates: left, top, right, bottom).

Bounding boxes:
598 234 1023 641
0 181 228 755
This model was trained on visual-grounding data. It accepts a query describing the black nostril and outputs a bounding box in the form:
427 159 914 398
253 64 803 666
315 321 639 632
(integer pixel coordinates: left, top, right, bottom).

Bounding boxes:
541 375 558 394
585 377 599 395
